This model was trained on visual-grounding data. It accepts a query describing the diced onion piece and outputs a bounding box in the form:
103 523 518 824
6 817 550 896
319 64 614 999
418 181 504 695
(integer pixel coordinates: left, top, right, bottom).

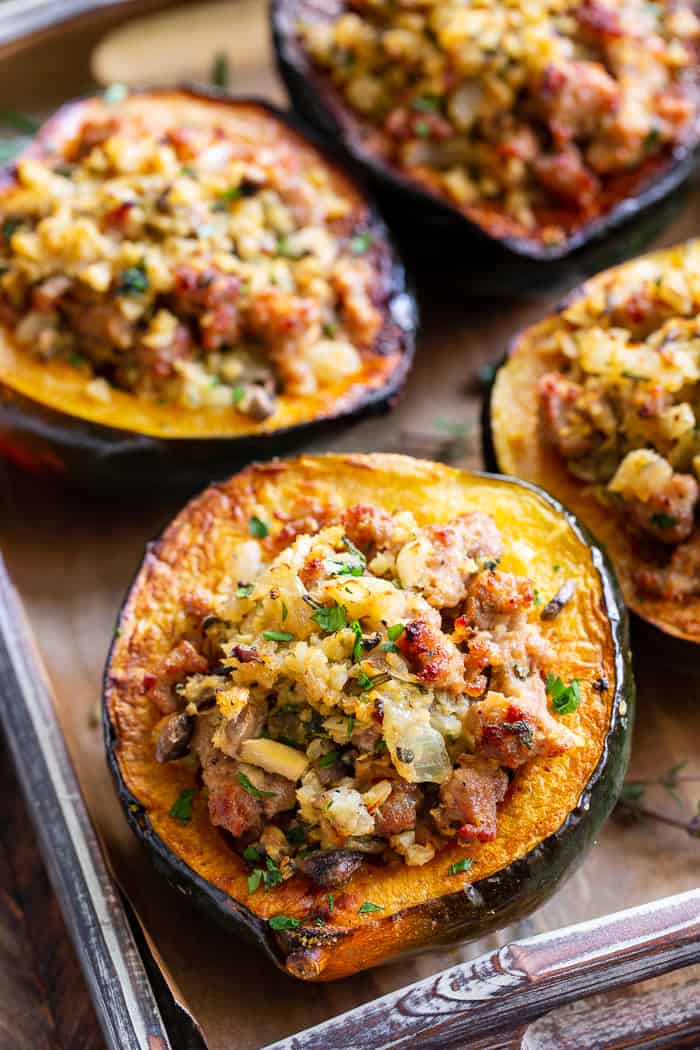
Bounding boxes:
383 702 451 784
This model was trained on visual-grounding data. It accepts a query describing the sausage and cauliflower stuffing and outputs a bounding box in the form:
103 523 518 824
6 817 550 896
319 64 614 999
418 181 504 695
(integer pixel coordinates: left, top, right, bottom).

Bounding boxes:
151 500 584 890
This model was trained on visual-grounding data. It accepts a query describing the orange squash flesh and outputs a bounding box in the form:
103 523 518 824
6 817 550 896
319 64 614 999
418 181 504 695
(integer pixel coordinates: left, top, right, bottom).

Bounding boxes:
490 243 700 644
104 453 632 980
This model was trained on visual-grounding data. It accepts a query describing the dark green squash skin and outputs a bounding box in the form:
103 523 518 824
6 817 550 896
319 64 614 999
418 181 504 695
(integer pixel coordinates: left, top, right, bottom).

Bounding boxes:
271 0 700 269
0 90 418 490
103 470 634 979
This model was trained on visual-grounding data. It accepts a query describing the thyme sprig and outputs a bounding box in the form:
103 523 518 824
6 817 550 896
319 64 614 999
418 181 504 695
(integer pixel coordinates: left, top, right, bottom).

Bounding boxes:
615 761 700 839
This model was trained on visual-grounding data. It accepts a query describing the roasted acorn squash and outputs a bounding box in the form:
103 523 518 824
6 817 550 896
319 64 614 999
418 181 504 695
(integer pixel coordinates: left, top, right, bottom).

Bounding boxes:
272 0 700 263
104 453 633 980
0 88 416 486
489 242 700 645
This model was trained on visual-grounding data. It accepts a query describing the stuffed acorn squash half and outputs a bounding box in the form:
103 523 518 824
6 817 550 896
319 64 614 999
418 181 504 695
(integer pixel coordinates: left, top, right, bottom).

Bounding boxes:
273 0 700 261
490 240 700 646
0 88 416 486
104 453 633 981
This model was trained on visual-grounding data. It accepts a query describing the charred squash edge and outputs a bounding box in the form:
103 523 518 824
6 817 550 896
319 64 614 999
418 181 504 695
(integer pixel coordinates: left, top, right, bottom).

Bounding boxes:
0 86 417 486
486 241 700 646
271 0 700 262
103 454 634 981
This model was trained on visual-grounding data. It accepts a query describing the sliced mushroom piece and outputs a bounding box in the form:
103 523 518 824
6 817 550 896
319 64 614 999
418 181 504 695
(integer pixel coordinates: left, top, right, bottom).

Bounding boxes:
155 712 194 762
238 384 276 421
296 848 366 888
541 579 577 621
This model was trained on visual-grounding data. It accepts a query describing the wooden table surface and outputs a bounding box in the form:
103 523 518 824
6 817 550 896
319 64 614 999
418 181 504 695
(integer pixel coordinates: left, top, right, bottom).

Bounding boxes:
0 3 699 1048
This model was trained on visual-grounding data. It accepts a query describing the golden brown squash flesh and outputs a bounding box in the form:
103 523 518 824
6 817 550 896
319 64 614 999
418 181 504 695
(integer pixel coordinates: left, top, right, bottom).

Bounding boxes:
491 242 700 644
104 453 632 980
0 89 415 484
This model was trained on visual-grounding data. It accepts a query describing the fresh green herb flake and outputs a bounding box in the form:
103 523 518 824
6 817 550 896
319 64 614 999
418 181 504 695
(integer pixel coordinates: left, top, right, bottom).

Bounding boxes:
350 619 363 662
358 901 383 914
311 603 347 633
263 630 295 643
213 185 243 211
249 515 269 538
546 674 581 715
387 623 405 642
117 263 148 296
169 788 196 823
412 95 442 113
247 869 263 894
448 857 473 876
268 915 301 930
318 751 340 768
237 583 254 598
281 600 288 622
651 512 678 529
243 845 262 863
232 385 246 405
327 894 334 912
237 772 276 799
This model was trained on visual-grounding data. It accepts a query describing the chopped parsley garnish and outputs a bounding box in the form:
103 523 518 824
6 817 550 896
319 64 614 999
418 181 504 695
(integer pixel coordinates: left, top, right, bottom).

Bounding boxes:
350 619 363 662
327 894 334 912
415 121 431 138
357 670 391 693
210 51 231 88
533 589 542 606
651 512 678 529
286 824 307 846
264 857 283 890
484 559 500 571
247 869 263 894
358 901 383 914
382 622 405 651
169 788 196 823
318 751 340 768
448 858 473 876
311 602 347 633
349 232 372 255
411 94 442 113
346 716 355 740
327 546 365 577
237 583 254 598
249 515 269 538
213 185 243 211
231 386 246 405
237 771 276 799
116 262 149 296
546 674 581 715
263 630 295 643
276 234 306 259
644 127 661 151
243 845 262 863
323 320 338 338
269 915 301 930
281 601 288 622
